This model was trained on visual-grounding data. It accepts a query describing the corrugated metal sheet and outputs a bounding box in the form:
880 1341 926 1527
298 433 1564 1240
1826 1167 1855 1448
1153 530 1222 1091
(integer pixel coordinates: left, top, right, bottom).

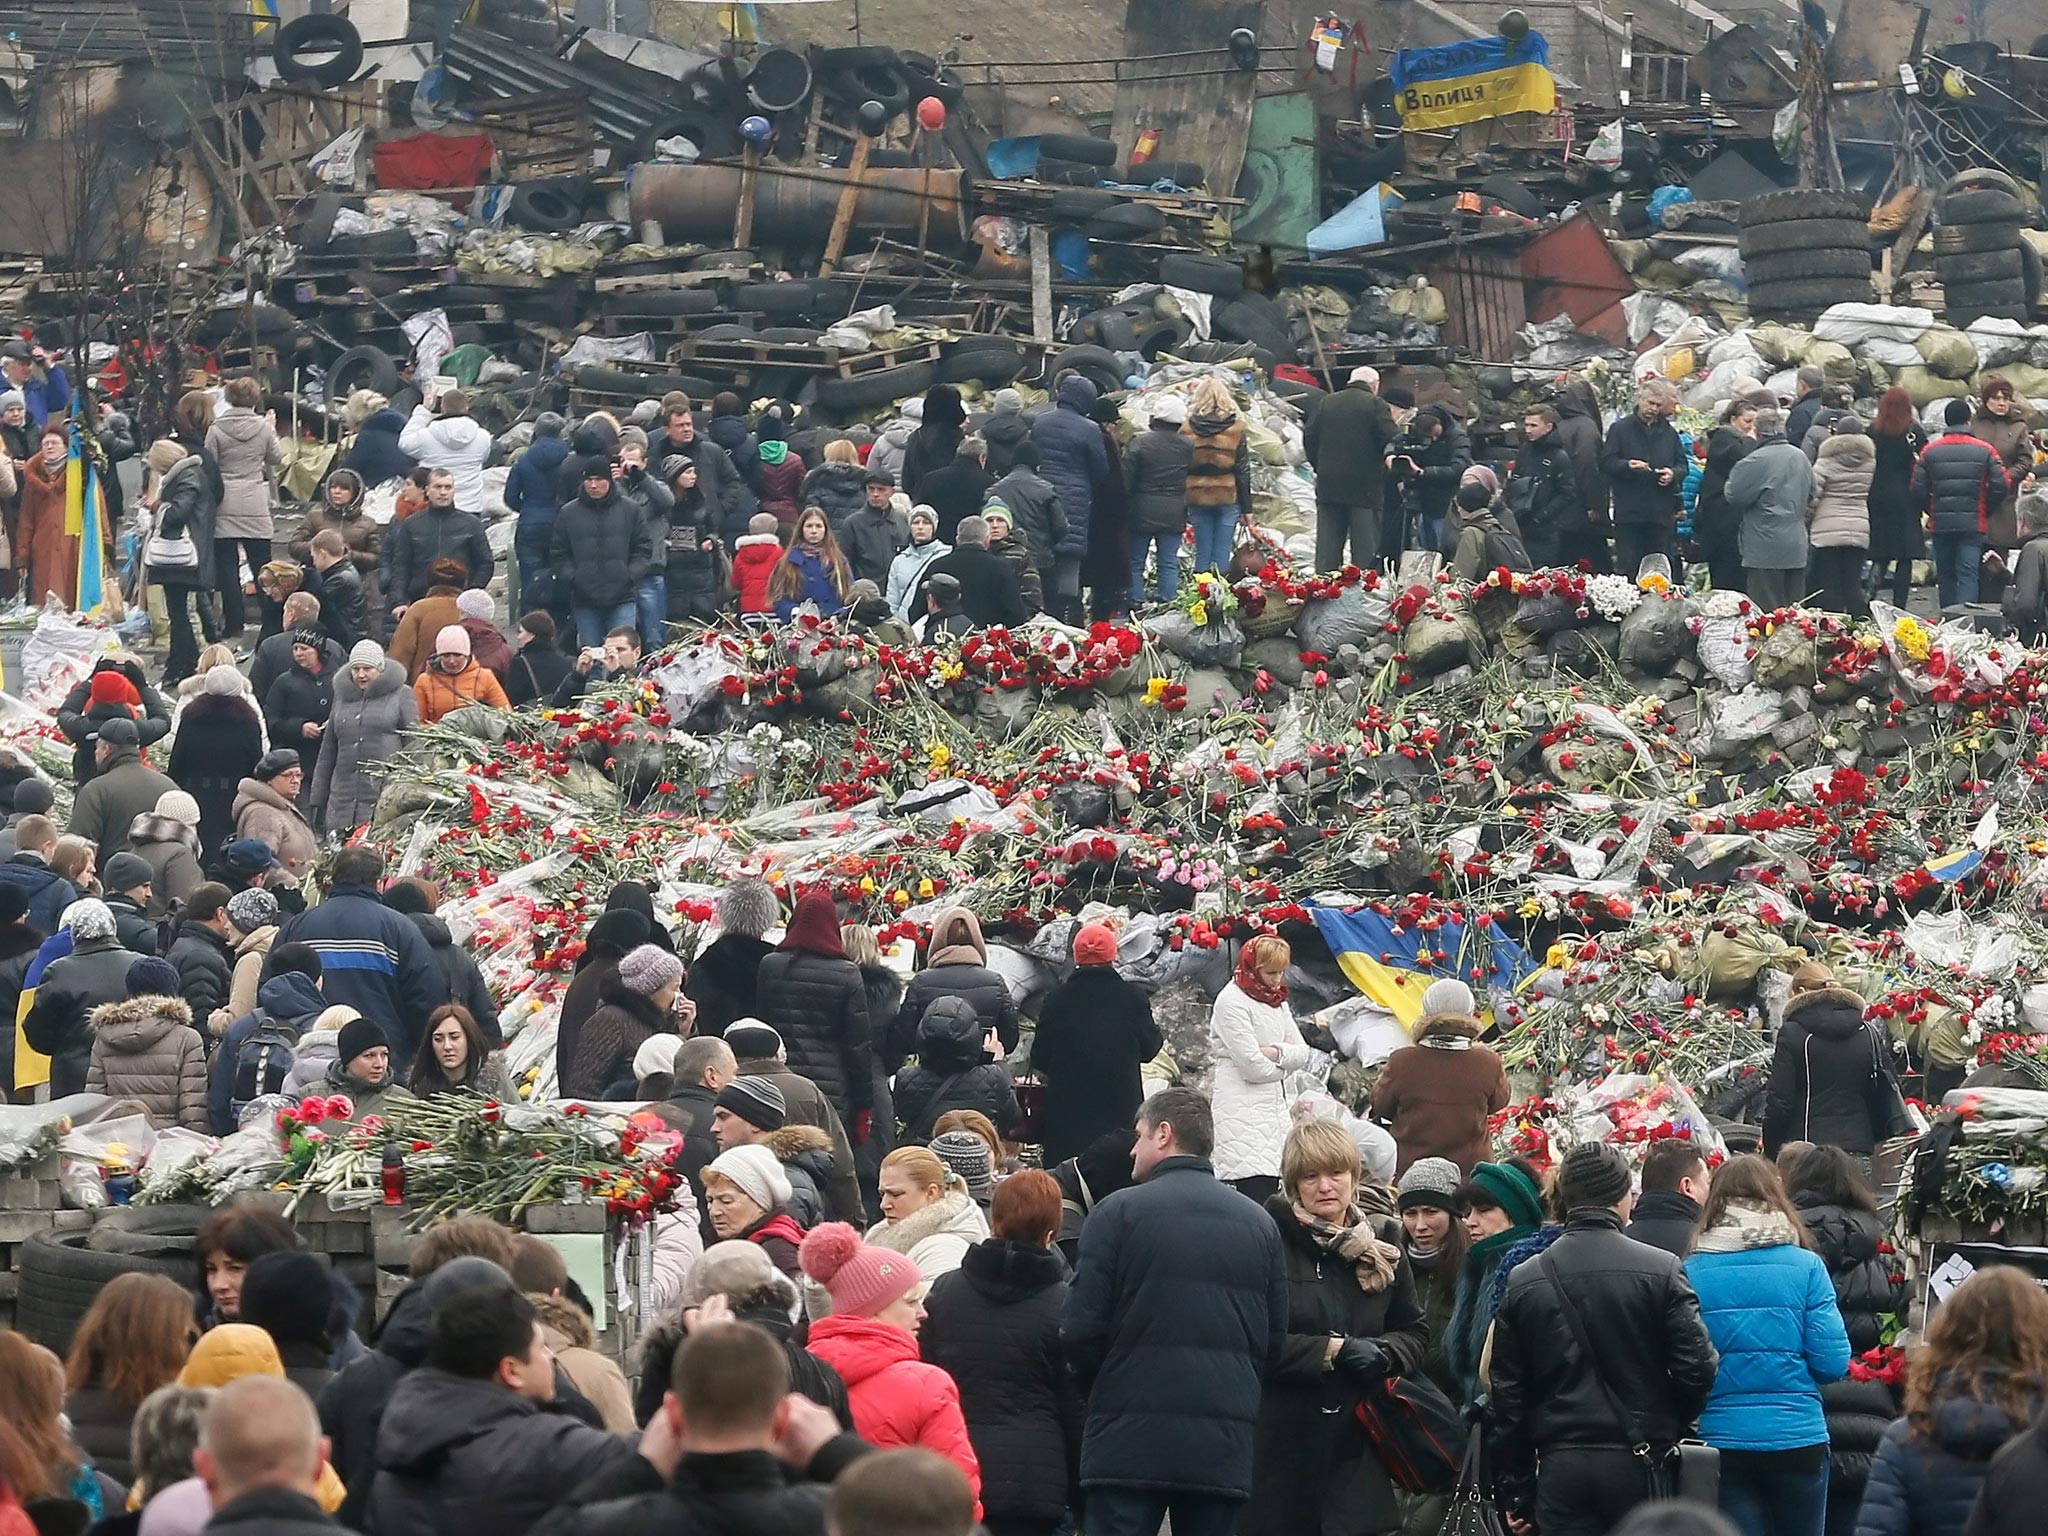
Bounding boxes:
1521 211 1634 348
1426 247 1525 365
0 0 239 67
1107 0 1266 194
442 24 675 149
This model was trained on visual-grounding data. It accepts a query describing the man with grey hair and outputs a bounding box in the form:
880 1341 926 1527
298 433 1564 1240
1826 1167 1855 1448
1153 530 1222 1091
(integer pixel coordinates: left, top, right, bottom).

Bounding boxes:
1785 362 1829 447
686 877 779 1036
1724 405 1815 610
195 1376 339 1535
1601 376 1687 579
1302 364 1399 572
911 512 1027 629
2003 488 2048 643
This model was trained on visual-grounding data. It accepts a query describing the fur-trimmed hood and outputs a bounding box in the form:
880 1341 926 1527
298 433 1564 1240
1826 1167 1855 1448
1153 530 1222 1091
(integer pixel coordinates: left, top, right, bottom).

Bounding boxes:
735 532 782 550
866 1184 984 1257
763 1123 833 1163
1782 984 1868 1038
128 811 203 857
1817 431 1874 466
1415 1011 1481 1044
530 1291 597 1351
88 994 196 1052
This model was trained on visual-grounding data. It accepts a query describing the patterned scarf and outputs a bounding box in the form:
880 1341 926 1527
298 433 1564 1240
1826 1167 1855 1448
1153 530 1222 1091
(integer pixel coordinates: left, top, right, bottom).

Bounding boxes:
1235 945 1289 1007
1291 1203 1401 1293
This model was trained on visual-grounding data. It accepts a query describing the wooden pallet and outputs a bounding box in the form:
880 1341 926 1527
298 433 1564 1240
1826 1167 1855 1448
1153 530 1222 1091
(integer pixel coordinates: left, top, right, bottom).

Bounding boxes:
674 335 941 381
466 91 593 182
593 266 752 295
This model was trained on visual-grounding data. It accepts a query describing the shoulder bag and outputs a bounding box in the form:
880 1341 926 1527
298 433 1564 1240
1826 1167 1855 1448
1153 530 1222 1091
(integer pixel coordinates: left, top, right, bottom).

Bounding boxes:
1440 1425 1509 1536
1537 1250 1719 1506
1355 1371 1464 1494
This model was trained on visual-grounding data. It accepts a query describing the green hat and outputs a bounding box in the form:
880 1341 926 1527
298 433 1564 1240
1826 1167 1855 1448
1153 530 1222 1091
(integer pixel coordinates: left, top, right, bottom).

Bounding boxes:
1469 1161 1544 1230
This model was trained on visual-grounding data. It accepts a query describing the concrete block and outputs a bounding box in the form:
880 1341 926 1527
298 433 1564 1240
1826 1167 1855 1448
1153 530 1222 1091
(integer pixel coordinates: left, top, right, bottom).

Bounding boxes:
523 1201 607 1235
0 1210 60 1244
1770 713 1819 750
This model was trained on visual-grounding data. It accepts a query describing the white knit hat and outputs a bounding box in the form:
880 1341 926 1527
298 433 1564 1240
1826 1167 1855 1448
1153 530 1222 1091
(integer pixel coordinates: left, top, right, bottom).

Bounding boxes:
348 640 385 669
706 1143 792 1213
155 789 202 827
1420 977 1475 1018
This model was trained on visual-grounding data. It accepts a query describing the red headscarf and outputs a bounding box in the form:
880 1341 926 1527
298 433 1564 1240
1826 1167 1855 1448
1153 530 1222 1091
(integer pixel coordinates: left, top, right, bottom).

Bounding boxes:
1234 943 1288 1008
780 886 847 959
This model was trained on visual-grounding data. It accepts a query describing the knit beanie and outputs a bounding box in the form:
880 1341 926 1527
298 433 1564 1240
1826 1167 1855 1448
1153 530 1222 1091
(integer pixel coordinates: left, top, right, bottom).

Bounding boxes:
125 955 182 999
724 1020 784 1061
1420 978 1476 1019
681 1240 783 1308
991 387 1024 414
717 1076 787 1131
1073 922 1119 967
155 789 201 826
634 1033 685 1084
227 887 281 934
14 779 52 815
929 1130 995 1202
798 1222 923 1320
434 624 471 659
1397 1156 1465 1215
456 589 494 621
203 663 244 696
1558 1142 1635 1212
237 1251 334 1349
336 1016 390 1069
105 852 154 894
707 1143 792 1213
1469 1161 1545 1230
617 943 684 996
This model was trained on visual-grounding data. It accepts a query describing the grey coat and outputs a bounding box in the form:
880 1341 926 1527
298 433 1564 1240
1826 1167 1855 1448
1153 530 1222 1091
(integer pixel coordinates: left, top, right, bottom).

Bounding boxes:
70 747 179 862
1808 432 1875 550
314 659 418 831
1727 436 1815 571
205 406 281 539
83 995 209 1130
128 812 205 917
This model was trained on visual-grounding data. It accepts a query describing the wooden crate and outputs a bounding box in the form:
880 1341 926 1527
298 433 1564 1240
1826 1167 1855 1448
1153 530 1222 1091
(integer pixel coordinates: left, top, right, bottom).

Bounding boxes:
467 91 594 181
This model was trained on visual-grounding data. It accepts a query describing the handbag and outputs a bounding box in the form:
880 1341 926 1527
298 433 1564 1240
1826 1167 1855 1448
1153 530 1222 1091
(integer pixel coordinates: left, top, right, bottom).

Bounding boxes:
1441 1426 1509 1536
145 505 201 574
1538 1252 1721 1506
1356 1372 1464 1494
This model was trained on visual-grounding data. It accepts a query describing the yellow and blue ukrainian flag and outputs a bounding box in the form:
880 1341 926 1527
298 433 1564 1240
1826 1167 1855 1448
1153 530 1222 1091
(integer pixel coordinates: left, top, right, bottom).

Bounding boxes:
1308 903 1534 1031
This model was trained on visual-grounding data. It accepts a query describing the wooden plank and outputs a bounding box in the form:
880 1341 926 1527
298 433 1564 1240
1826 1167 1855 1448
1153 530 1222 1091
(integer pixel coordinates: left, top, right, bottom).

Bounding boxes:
593 267 748 294
1029 224 1053 342
734 144 759 249
820 136 873 278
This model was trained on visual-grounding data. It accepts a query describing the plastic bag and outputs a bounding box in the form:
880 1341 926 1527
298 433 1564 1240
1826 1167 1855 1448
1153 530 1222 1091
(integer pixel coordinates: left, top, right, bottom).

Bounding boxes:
21 595 114 695
1917 325 1978 380
1404 613 1476 675
1618 595 1698 673
1297 584 1393 656
1143 609 1245 669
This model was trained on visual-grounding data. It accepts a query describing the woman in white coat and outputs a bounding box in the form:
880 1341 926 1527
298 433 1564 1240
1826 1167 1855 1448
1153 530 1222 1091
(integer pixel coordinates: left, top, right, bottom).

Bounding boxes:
1209 934 1315 1203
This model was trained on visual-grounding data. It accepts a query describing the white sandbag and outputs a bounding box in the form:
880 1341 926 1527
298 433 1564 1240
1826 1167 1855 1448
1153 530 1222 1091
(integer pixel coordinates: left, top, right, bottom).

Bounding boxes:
1702 332 1766 371
1966 317 2033 372
1677 246 1745 284
1813 301 1934 351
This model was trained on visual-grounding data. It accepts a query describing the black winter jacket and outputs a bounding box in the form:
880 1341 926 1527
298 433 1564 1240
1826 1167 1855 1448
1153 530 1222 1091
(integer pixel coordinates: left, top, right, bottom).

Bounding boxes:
1060 1156 1288 1496
902 423 965 500
802 461 870 529
893 959 1019 1068
615 466 674 554
919 458 994 544
892 995 1021 1140
507 641 573 708
107 892 159 956
534 1449 835 1536
629 1283 853 1431
987 468 1069 565
1553 381 1607 518
167 693 266 857
686 931 774 1038
1964 1388 2048 1536
1302 383 1399 507
1825 1375 1900 1536
910 545 1027 630
1031 967 1161 1167
1488 1209 1718 1513
1601 409 1687 526
1393 409 1473 529
1765 986 1892 1156
1869 425 1929 562
981 410 1033 477
1033 381 1112 556
1911 432 2014 539
368 1366 638 1536
58 661 171 783
25 934 136 1096
0 854 75 938
1794 1193 1902 1355
656 1079 721 1244
1123 423 1194 535
1244 1198 1428 1536
406 911 501 1044
1691 425 1757 551
1624 1188 1703 1258
65 1384 141 1486
384 504 494 617
204 1487 347 1536
320 1281 434 1528
1505 431 1581 559
344 409 416 487
264 661 333 781
755 948 873 1121
922 1238 1084 1522
552 487 655 609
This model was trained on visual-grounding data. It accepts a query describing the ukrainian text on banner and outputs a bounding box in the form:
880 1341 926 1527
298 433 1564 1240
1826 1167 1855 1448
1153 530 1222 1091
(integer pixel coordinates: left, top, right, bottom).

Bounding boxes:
1388 34 1556 130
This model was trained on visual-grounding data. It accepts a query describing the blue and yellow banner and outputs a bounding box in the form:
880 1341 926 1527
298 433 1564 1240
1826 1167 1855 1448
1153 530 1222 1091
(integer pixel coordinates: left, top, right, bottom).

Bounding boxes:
1388 34 1556 131
1309 904 1534 1031
68 423 105 617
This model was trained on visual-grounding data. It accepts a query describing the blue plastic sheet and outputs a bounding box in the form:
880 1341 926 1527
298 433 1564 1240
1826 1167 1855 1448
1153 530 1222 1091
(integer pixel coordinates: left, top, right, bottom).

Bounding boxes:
1307 186 1387 256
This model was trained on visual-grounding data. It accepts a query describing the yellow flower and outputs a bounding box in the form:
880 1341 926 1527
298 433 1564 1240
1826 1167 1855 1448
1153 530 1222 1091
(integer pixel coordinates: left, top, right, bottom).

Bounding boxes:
1190 600 1210 627
859 875 877 894
1893 615 1931 662
1637 572 1670 593
918 878 935 899
928 741 951 773
1145 676 1170 704
1545 941 1572 970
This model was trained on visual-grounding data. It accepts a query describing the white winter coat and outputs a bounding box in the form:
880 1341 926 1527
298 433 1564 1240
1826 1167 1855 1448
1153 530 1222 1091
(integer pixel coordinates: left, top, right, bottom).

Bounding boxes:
398 406 493 511
1208 980 1313 1181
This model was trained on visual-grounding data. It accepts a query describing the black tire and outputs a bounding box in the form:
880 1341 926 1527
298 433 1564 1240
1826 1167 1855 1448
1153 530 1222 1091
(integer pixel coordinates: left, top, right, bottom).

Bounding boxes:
1943 279 2031 307
1741 189 1872 227
573 367 720 399
733 282 817 317
1121 160 1205 188
1034 157 1104 187
1744 249 1874 284
808 279 857 318
1940 188 2029 226
1932 221 2024 255
815 46 902 73
1747 278 1871 314
17 1227 198 1352
1937 248 2026 285
1270 376 1325 404
1048 187 1124 221
1175 338 1277 369
274 13 364 87
1037 133 1116 167
1943 166 2023 200
605 290 722 318
1050 343 1126 394
328 228 415 260
1086 203 1167 240
438 284 509 307
299 191 347 252
897 51 965 108
1135 320 1190 360
328 344 401 398
1738 219 1870 259
1085 310 1140 351
639 109 737 164
2022 242 2043 307
820 63 910 117
695 323 760 340
814 361 937 414
1157 252 1244 297
935 343 1025 386
754 326 825 344
688 249 756 271
506 180 585 233
1477 173 1542 218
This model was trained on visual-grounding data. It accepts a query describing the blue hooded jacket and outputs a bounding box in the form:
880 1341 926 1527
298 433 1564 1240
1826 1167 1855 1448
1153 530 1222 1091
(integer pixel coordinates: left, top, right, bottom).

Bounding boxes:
771 547 848 620
208 969 328 1133
506 433 572 527
1686 1234 1850 1451
275 884 447 1070
1031 376 1111 557
343 409 417 487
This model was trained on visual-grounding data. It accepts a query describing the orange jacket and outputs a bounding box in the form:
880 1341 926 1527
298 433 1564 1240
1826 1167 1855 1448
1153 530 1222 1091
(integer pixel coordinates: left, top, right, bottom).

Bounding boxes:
415 658 509 723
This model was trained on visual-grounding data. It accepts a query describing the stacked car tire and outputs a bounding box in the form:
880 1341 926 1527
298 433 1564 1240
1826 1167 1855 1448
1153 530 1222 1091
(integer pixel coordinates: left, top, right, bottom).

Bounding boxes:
1932 169 2042 326
1739 190 1875 320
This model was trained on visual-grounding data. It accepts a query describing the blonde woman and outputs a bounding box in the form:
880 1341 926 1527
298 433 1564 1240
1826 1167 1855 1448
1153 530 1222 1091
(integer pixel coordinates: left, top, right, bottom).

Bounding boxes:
1181 376 1252 575
801 438 872 528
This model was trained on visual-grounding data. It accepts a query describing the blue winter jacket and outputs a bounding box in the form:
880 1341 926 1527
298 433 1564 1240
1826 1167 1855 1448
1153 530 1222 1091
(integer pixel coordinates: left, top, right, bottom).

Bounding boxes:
506 435 571 526
23 363 71 428
342 409 417 487
1030 376 1111 558
208 970 328 1134
770 548 847 620
1685 1235 1850 1451
1854 1374 2042 1536
274 884 446 1072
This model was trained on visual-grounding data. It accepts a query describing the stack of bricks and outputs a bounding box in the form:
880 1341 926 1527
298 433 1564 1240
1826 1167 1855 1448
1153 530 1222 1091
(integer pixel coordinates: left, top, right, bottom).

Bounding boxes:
0 1155 91 1332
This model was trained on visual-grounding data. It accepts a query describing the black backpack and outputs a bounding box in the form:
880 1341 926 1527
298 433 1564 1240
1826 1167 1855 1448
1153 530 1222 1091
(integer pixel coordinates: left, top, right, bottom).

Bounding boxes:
231 1014 300 1122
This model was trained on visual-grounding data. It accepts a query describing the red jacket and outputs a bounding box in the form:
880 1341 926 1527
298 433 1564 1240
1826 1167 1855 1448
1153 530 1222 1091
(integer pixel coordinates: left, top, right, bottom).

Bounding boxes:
461 616 515 684
759 458 807 526
805 1314 983 1513
731 534 782 614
